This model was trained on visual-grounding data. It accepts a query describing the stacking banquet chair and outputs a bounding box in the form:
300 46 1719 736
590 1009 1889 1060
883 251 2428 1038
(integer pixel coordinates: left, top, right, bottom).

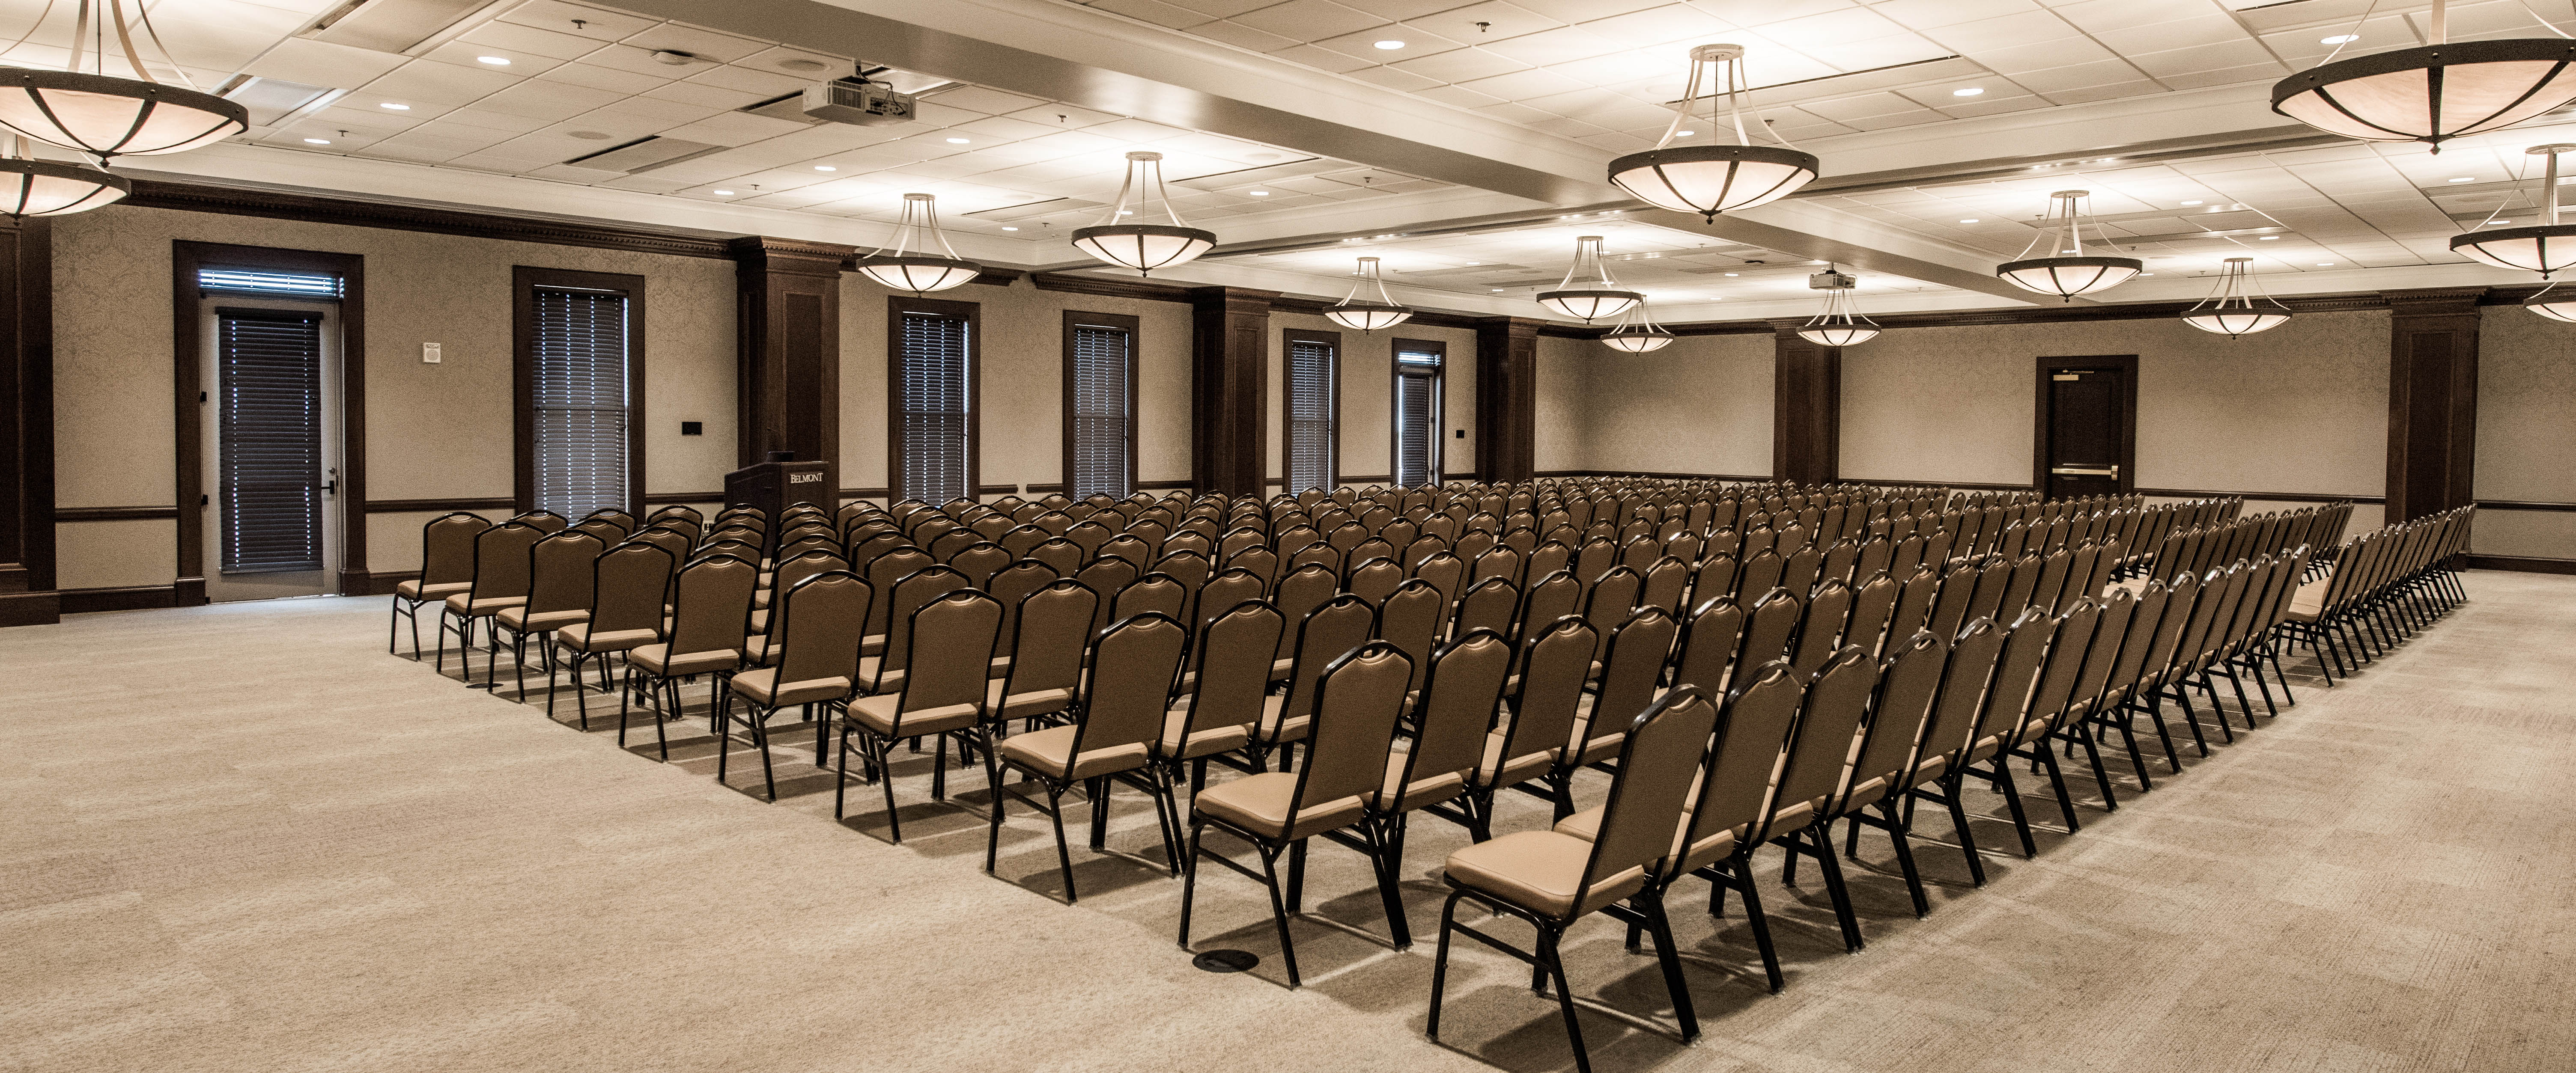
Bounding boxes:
1157 600 1282 801
717 571 867 800
857 565 968 698
1181 642 1415 987
438 521 544 687
983 578 1094 737
549 541 673 728
1451 577 1519 642
1478 617 1595 826
619 553 755 760
1565 606 1680 776
1252 594 1376 770
1905 609 2051 884
838 590 1005 840
993 611 1190 901
1825 630 1954 918
1428 687 1719 1072
496 529 604 701
744 550 852 664
1750 648 1880 953
1374 630 1514 883
392 511 487 658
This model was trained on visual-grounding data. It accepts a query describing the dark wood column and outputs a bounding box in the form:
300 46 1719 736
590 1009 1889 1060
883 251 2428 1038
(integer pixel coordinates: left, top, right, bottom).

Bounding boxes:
732 237 850 505
1473 316 1542 484
0 218 53 627
1772 321 1840 486
2382 287 2484 523
1189 286 1273 499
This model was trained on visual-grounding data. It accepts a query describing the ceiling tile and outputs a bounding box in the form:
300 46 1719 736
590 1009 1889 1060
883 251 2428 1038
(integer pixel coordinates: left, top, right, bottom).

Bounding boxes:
1270 44 1378 72
642 80 768 111
734 45 849 78
1477 25 1625 66
361 59 523 106
1003 103 1124 129
651 111 809 147
617 23 768 62
1231 0 1388 40
932 86 1048 115
1088 0 1221 29
1574 6 1734 48
2126 39 2279 76
1873 0 2047 31
1344 66 1446 92
2158 63 2289 89
1187 20 1300 51
1405 2 1567 45
1453 66 1590 100
1312 25 1467 62
1386 47 1530 83
471 80 624 122
681 63 809 95
241 37 408 89
1922 9 2084 51
423 39 566 76
458 20 604 60
497 2 656 41
538 62 671 95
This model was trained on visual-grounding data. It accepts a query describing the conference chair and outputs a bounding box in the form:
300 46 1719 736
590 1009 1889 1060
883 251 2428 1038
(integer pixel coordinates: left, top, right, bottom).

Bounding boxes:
838 589 1005 837
620 553 755 758
993 611 1188 900
549 541 672 730
718 571 867 801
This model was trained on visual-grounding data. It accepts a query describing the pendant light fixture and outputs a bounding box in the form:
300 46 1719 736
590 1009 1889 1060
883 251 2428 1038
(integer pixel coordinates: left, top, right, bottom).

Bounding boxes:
1795 266 1879 346
1538 235 1642 322
1071 151 1216 274
2272 0 2576 151
1322 256 1410 331
2451 144 2576 276
1600 299 1675 352
0 134 127 217
1607 43 1820 220
2523 282 2576 321
0 0 247 159
1996 190 2141 300
854 193 982 293
2180 257 2293 338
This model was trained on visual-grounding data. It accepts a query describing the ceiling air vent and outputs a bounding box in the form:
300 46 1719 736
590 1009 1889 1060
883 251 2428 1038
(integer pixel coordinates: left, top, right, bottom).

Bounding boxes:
563 136 727 174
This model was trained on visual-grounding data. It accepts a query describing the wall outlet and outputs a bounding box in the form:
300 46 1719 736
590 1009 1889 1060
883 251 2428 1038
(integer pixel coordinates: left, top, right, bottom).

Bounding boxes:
1454 429 1465 438
422 342 441 364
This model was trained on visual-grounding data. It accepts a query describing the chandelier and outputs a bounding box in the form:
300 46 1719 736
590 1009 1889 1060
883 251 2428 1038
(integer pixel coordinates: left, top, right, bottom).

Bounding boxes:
1996 190 2141 300
1607 43 1820 220
1071 151 1216 274
2524 282 2576 321
1795 267 1878 346
0 0 246 159
2180 257 2292 338
2272 0 2576 151
1601 298 1674 351
0 134 127 218
1322 256 1410 330
2451 143 2576 276
1537 235 1641 322
853 193 982 293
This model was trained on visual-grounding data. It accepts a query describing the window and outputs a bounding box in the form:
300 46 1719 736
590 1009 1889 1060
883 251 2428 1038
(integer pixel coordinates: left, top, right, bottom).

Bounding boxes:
515 267 644 518
1284 329 1339 494
1393 341 1444 487
891 297 978 505
200 268 343 298
1063 311 1136 500
215 308 324 572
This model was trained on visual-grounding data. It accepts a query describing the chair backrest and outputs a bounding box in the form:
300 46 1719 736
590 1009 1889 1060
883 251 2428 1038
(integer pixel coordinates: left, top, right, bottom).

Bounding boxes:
1195 568 1268 636
514 509 567 533
1576 688 1720 912
985 560 1059 658
467 523 545 602
1960 606 2058 760
886 590 1004 729
1841 571 1900 659
1279 595 1378 725
1270 563 1340 663
1581 565 1643 636
669 554 759 657
1001 579 1098 700
1888 565 1940 641
1960 556 2016 630
1499 616 1596 769
1738 587 1803 669
2012 599 2102 746
947 541 1011 588
1589 606 1680 745
1066 611 1190 762
1387 630 1512 805
1281 642 1412 826
1452 576 1519 640
1835 630 1947 818
1346 556 1404 606
1790 577 1855 674
526 530 605 616
1112 572 1189 625
880 565 971 676
1176 600 1285 743
1737 547 1785 602
1672 596 1747 692
1518 569 1583 642
1638 555 1691 615
1075 557 1141 633
1998 553 2046 617
770 571 870 691
864 548 936 634
1029 536 1083 577
1408 550 1465 612
1690 553 1740 609
1755 648 1877 844
765 549 848 617
589 541 674 634
1375 579 1446 697
1470 544 1523 585
2065 589 2137 720
1526 540 1573 584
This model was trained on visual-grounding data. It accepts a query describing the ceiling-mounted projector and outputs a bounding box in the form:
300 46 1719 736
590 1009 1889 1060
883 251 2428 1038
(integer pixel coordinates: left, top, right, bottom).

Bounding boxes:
1808 269 1856 290
802 75 915 126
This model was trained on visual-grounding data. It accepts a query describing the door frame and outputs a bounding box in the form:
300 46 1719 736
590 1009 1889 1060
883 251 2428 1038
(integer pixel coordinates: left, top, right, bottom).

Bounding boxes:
2032 353 2137 496
173 242 367 604
1390 337 1445 487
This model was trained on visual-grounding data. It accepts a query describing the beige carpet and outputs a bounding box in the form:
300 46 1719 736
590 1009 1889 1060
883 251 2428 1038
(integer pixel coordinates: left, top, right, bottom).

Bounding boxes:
5 571 2572 1073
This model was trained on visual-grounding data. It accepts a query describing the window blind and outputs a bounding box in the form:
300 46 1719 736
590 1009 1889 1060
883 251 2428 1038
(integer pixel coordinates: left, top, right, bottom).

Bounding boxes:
1068 322 1131 499
200 268 343 298
1394 348 1441 488
531 286 630 519
1286 338 1336 494
899 310 972 504
216 309 324 574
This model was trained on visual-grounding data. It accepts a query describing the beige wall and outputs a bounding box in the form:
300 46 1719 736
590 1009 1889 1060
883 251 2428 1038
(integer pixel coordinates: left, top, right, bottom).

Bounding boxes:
1264 312 1480 487
838 278 1193 499
50 205 737 589
2475 306 2576 559
1576 332 1771 477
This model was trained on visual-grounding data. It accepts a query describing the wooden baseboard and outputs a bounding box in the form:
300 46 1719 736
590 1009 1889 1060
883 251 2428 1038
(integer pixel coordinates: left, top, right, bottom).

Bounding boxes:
2464 554 2576 575
0 590 62 626
364 570 419 596
60 584 180 614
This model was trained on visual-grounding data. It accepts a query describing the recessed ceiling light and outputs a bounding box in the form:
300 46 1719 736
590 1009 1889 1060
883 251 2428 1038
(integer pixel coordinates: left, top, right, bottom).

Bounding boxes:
1953 86 1984 97
1959 217 1978 223
2321 34 2360 44
2317 262 2334 266
713 189 734 195
380 102 409 110
1491 288 1503 292
1676 129 1695 136
2139 272 2155 276
1723 272 1739 276
2062 248 2077 253
477 55 511 65
1374 39 1406 50
303 137 330 144
2493 219 2514 225
1465 261 1479 265
814 165 836 171
1248 189 1269 196
2180 199 2203 205
1118 209 1133 215
651 50 695 66
2258 235 2279 240
945 137 970 144
2449 176 2475 183
1002 226 1018 231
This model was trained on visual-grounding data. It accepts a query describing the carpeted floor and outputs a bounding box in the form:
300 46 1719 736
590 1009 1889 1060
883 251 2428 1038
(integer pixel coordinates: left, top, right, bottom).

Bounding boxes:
5 571 2571 1073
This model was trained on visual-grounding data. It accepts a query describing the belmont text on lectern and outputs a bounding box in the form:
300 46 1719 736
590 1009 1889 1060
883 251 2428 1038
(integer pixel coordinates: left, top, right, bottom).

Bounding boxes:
724 451 833 553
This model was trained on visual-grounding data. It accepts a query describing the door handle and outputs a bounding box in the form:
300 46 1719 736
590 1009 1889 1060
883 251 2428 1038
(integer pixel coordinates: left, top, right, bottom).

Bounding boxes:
2051 466 2119 477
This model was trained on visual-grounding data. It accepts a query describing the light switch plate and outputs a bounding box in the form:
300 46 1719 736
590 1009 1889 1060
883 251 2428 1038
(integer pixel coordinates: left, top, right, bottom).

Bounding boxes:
422 342 442 364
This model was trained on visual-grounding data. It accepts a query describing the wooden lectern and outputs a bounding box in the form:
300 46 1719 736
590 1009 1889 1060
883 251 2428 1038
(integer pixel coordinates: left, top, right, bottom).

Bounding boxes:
724 453 833 553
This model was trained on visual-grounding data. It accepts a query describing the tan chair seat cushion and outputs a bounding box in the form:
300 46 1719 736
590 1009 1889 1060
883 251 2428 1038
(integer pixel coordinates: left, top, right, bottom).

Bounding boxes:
631 642 742 678
856 657 906 695
1373 755 1465 812
1444 830 1646 918
1565 718 1624 766
444 593 526 616
1195 772 1366 841
1269 656 1295 681
1473 730 1557 788
1256 694 1310 745
499 607 587 632
556 624 657 652
863 634 886 657
742 636 777 665
987 682 1075 720
749 608 770 633
730 666 850 708
849 694 981 737
999 724 1151 781
397 580 471 601
1159 702 1251 758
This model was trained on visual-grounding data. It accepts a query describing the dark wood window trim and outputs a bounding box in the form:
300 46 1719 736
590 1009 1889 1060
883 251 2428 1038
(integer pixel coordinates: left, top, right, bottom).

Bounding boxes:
888 295 981 505
1061 309 1139 499
1283 327 1341 493
513 266 647 517
2033 354 2138 496
1391 337 1445 487
172 241 366 602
